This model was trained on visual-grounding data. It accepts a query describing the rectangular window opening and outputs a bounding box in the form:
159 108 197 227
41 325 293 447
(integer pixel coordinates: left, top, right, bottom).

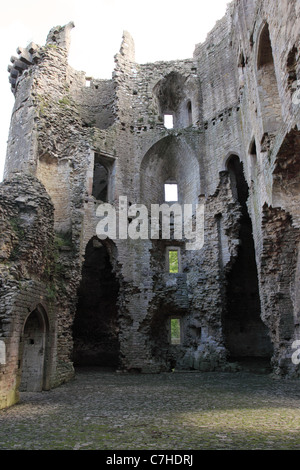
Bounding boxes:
164 183 178 202
170 318 181 345
168 249 179 273
92 159 108 202
164 114 174 129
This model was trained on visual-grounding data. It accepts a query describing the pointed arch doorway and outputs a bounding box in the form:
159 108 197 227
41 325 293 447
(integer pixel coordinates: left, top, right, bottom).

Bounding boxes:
19 305 50 392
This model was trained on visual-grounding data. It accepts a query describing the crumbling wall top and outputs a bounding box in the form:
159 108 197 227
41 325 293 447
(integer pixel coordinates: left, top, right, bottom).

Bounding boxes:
118 30 135 62
46 21 75 54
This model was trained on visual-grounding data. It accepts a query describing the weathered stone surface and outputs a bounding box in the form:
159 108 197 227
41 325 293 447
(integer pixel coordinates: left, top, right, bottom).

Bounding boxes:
1 0 300 409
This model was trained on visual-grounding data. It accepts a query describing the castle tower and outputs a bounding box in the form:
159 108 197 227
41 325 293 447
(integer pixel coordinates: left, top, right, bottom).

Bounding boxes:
1 0 300 409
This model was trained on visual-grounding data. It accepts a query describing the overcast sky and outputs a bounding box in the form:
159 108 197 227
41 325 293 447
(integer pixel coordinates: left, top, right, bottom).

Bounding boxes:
0 0 229 181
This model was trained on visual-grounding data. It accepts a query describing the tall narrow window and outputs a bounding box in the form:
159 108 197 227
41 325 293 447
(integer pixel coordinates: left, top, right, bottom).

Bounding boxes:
91 153 116 203
187 100 192 126
0 340 6 365
249 137 258 181
167 248 180 273
92 161 108 201
164 183 178 202
249 137 257 157
170 318 181 345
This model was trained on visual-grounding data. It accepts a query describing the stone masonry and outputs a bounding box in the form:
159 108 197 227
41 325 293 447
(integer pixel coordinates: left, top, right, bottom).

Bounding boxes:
0 0 300 409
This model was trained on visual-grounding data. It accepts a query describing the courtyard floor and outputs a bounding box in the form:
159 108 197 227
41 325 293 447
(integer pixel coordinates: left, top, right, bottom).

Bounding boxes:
0 366 300 451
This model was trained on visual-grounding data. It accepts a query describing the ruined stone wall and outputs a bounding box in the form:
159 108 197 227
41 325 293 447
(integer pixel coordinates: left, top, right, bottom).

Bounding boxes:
1 0 300 409
259 205 300 377
173 172 242 372
232 0 300 238
0 175 56 408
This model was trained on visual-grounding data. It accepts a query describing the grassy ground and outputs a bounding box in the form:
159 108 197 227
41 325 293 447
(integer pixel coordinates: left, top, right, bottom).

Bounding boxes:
0 367 300 450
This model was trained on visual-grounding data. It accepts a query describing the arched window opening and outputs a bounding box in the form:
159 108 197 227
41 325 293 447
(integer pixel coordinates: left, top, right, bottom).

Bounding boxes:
223 155 273 365
140 136 200 208
257 24 274 69
153 72 193 129
226 156 248 203
256 23 282 135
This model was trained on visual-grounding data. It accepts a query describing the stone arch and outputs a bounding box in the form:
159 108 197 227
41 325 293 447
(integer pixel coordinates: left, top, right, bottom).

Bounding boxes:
222 155 273 363
152 72 200 128
225 154 248 202
140 136 201 207
255 22 283 136
19 304 50 392
72 236 120 369
221 151 241 172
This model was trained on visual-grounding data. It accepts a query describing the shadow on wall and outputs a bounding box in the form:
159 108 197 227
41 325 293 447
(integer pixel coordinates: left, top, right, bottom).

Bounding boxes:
222 155 273 361
72 237 120 369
